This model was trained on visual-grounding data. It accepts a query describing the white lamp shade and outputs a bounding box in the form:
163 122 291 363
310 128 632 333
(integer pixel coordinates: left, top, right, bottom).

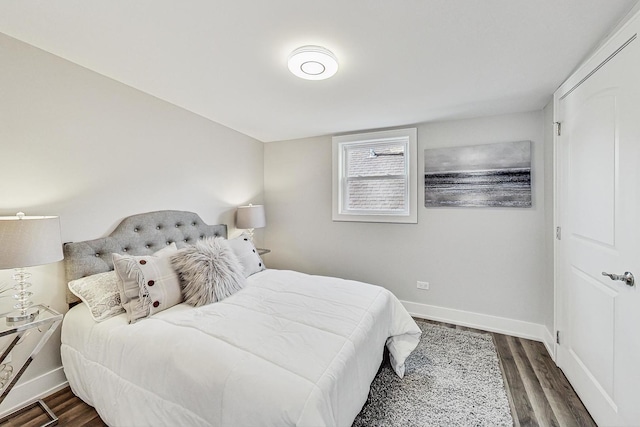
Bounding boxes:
0 215 63 269
236 205 266 230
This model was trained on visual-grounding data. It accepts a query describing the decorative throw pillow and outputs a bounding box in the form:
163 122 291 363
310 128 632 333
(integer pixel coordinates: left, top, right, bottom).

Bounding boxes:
113 243 181 323
68 271 125 322
171 237 246 307
227 233 266 278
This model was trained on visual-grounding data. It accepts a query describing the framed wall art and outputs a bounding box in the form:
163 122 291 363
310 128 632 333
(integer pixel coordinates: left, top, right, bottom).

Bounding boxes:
424 140 531 208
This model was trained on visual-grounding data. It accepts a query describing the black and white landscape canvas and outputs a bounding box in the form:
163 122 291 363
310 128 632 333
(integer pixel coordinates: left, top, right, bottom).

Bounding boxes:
424 141 531 208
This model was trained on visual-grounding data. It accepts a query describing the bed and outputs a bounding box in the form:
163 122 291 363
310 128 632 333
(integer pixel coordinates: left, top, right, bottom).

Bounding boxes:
60 210 421 426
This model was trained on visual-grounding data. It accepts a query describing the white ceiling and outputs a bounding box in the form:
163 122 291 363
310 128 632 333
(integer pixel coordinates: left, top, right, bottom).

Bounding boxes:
0 1 637 142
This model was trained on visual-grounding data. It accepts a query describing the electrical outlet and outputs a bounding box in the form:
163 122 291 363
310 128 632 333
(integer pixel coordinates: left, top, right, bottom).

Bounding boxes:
417 281 430 290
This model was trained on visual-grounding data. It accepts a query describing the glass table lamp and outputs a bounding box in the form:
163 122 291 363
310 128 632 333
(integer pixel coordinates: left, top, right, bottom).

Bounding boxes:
236 204 266 241
0 212 63 323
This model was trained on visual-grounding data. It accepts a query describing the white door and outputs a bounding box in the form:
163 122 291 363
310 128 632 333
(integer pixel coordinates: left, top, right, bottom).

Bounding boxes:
556 19 640 427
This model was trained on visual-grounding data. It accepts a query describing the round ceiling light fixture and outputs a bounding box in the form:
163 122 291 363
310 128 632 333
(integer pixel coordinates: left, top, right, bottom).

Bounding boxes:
288 45 339 80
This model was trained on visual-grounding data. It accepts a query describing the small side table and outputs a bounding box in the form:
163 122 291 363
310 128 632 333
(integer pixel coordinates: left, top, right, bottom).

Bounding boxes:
0 305 63 426
257 248 271 256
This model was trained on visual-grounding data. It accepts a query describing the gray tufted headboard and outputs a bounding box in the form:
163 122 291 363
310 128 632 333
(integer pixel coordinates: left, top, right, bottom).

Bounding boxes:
64 210 227 305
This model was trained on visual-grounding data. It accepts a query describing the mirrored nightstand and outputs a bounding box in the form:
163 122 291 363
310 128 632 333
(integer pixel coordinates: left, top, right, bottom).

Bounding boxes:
0 304 63 426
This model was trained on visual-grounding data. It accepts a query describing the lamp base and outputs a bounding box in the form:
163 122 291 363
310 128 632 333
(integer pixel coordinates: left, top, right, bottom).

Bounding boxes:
6 307 39 325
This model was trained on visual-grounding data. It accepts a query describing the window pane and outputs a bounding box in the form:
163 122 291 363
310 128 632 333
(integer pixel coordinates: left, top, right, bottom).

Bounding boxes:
347 178 406 211
333 128 416 223
346 144 405 177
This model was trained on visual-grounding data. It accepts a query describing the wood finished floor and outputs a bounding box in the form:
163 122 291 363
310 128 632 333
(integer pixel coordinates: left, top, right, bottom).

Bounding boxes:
0 320 596 427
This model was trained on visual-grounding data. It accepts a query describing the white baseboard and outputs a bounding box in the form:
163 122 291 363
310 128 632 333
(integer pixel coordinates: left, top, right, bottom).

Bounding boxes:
0 366 68 417
542 327 556 362
402 300 555 353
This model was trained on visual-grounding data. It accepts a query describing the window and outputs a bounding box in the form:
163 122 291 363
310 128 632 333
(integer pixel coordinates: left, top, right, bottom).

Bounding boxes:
332 128 417 223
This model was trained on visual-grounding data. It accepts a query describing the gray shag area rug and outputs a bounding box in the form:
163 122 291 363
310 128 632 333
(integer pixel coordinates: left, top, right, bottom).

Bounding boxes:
353 321 513 427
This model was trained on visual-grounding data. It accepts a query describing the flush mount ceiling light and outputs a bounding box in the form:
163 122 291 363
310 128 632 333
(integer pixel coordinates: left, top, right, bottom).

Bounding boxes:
288 45 339 80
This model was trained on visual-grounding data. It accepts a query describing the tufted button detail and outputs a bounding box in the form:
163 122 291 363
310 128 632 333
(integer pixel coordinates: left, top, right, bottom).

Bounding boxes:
123 248 128 252
192 222 197 226
153 301 160 308
140 260 147 265
166 241 171 245
145 245 150 249
95 253 100 257
148 280 155 287
134 228 139 232
156 226 161 230
200 235 205 239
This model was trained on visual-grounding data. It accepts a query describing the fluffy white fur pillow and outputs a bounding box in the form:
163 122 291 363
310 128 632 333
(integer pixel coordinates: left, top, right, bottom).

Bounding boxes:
171 237 246 306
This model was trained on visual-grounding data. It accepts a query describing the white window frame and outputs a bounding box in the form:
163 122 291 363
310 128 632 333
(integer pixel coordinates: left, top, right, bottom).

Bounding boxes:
332 128 417 223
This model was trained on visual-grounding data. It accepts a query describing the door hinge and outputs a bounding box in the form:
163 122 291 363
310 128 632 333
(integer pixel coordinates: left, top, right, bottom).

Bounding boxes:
556 331 561 345
555 122 562 136
556 226 562 240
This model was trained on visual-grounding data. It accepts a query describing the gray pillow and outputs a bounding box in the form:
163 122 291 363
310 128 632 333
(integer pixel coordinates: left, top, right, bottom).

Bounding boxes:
68 271 125 322
227 233 266 277
113 243 181 323
171 237 246 307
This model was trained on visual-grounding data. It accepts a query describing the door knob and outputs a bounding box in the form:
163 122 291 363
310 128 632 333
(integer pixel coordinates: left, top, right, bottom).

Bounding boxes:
601 271 635 287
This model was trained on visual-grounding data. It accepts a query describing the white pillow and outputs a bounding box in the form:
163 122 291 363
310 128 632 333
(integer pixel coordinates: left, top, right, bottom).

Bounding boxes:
227 233 266 277
113 243 181 323
68 271 124 322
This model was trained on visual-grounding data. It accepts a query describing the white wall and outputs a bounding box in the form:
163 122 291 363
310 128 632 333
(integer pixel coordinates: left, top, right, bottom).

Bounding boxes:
0 33 264 411
265 111 553 342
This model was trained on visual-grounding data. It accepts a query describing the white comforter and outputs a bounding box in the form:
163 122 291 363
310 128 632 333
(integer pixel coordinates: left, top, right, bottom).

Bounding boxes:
61 269 421 427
